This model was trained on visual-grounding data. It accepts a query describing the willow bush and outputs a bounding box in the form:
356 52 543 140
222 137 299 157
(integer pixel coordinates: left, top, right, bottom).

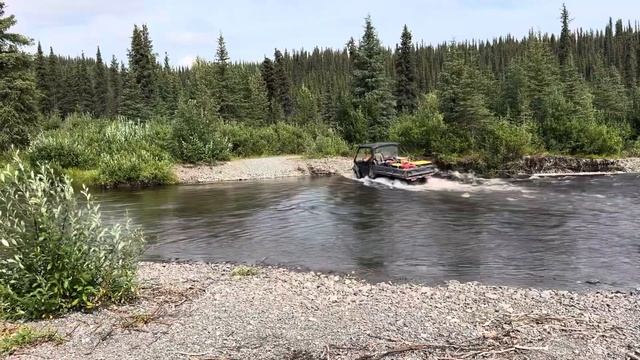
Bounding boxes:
0 157 145 319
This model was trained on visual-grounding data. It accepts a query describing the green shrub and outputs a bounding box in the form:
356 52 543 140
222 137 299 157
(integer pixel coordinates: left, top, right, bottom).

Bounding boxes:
97 150 175 187
0 158 145 319
623 140 640 157
272 122 311 154
480 118 540 169
28 117 175 186
390 94 448 156
172 100 231 163
28 131 94 169
305 134 350 157
542 117 624 155
222 123 276 157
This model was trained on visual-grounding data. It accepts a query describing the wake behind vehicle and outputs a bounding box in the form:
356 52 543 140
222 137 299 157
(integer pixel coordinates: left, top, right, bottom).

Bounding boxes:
352 142 437 183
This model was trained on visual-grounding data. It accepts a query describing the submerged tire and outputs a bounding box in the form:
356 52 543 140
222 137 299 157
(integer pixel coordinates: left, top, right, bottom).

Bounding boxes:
368 167 376 179
352 166 361 179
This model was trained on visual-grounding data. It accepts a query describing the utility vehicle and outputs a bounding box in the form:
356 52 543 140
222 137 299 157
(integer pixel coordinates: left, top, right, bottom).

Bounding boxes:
352 142 437 183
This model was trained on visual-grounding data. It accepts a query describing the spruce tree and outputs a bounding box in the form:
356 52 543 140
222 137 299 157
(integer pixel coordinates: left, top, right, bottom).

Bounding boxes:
273 49 293 118
239 69 269 125
558 4 573 67
520 38 561 123
127 24 157 117
260 56 281 122
215 34 239 120
72 53 94 114
119 66 146 120
156 53 179 116
438 46 492 131
394 25 418 114
34 42 49 113
93 47 108 117
293 85 320 126
592 61 630 121
0 1 39 149
44 47 61 114
107 56 121 116
352 15 396 141
561 54 595 121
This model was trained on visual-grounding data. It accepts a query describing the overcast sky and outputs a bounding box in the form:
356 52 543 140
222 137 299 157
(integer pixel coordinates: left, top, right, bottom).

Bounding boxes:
7 0 640 67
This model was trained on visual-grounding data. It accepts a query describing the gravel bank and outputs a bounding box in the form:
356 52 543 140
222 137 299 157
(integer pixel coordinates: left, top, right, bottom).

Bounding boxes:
175 156 353 183
11 263 640 360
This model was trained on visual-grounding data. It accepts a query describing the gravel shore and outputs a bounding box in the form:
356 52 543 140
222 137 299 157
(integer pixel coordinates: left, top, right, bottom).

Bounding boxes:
175 156 353 184
10 262 640 360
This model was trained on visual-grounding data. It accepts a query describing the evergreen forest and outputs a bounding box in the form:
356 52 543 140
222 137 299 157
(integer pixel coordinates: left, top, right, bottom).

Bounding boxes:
3 2 640 183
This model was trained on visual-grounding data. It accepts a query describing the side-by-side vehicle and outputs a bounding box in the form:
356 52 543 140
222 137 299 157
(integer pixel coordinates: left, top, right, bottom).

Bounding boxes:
352 142 437 183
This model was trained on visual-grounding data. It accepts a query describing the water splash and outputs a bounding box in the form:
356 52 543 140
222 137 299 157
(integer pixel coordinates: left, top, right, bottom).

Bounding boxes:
352 175 522 193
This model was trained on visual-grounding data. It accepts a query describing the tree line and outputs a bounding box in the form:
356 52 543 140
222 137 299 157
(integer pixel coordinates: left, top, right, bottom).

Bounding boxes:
3 1 640 161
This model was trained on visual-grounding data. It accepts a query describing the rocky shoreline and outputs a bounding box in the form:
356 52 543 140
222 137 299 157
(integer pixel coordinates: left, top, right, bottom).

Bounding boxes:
174 155 640 184
513 155 640 175
175 156 353 184
8 262 640 359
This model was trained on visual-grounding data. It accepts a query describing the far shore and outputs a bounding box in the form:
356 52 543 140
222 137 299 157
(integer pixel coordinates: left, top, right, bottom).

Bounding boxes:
8 262 640 359
173 155 640 184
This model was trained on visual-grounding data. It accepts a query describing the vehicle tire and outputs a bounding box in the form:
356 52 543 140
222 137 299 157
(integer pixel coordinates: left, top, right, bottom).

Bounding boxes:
368 167 376 179
352 166 361 179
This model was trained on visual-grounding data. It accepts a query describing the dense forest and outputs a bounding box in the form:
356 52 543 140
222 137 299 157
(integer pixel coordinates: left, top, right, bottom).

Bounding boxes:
2 1 640 182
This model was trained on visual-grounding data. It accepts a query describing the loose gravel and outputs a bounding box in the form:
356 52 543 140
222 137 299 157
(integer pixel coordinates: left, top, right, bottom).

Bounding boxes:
175 156 353 184
10 262 640 360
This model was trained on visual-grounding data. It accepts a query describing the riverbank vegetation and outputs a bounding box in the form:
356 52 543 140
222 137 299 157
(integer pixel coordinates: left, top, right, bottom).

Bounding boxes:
2 2 640 180
0 158 145 319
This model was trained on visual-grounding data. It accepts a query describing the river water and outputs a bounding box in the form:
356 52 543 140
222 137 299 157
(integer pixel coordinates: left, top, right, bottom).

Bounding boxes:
96 174 640 290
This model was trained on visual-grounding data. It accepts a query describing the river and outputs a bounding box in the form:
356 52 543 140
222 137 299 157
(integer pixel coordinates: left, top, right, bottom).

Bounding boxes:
96 174 640 290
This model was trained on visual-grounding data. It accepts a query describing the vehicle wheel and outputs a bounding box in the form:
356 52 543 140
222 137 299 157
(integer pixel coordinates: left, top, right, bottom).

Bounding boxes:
368 167 376 179
352 166 361 179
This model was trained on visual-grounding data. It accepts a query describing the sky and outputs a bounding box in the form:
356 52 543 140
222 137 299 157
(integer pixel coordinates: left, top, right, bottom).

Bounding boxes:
7 0 640 67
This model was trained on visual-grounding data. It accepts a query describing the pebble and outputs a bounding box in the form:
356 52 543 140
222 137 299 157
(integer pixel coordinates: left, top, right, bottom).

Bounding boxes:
19 262 640 360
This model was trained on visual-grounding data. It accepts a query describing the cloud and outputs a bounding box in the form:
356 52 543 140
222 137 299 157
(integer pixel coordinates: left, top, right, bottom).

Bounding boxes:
166 31 217 46
178 55 195 67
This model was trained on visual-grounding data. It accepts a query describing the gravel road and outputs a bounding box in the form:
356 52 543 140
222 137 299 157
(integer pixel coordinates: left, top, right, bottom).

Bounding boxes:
175 156 353 183
11 263 640 360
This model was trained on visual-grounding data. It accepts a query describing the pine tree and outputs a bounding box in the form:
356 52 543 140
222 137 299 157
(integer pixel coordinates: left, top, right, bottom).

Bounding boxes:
107 56 121 116
93 47 108 117
0 1 39 149
394 25 418 113
273 49 293 117
352 15 396 141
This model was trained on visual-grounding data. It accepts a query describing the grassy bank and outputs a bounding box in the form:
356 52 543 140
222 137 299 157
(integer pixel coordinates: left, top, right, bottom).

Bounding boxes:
24 113 350 187
17 94 640 186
